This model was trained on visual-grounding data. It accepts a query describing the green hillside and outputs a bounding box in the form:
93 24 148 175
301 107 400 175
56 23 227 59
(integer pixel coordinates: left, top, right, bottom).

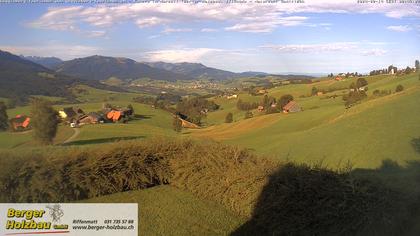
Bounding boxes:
192 73 420 168
83 186 245 236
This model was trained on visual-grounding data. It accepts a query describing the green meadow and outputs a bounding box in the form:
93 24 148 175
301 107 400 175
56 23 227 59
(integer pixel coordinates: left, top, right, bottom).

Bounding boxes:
84 186 245 236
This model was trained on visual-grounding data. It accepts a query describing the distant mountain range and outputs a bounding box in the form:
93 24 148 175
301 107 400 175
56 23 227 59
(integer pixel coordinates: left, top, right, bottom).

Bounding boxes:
21 55 272 81
0 49 316 102
22 56 63 69
145 61 269 80
18 54 312 82
52 56 193 81
0 50 124 103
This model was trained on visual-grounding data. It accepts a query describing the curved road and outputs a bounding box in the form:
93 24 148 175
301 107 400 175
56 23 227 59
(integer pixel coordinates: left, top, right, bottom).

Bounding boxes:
63 128 80 144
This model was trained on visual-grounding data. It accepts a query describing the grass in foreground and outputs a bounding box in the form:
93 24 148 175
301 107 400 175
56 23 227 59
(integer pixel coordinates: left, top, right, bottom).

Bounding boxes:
84 186 245 236
1 138 419 235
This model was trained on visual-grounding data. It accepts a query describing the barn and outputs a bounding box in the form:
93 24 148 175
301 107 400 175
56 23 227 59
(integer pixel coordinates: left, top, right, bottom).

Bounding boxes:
282 101 302 113
10 115 30 131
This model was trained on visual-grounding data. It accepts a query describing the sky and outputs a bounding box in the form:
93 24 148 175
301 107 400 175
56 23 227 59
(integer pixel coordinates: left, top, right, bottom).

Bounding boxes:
0 0 419 74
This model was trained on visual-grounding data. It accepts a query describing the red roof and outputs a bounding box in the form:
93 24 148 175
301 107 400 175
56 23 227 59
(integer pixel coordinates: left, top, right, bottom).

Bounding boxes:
283 101 297 111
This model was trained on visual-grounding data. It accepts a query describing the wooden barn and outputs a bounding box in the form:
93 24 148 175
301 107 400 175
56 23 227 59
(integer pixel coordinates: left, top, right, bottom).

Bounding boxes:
79 112 104 124
283 101 301 113
59 107 85 122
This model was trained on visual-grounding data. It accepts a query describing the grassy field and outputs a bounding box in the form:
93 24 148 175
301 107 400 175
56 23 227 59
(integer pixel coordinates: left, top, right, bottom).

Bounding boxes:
0 124 75 149
83 186 245 236
192 72 420 168
2 73 418 167
4 99 176 147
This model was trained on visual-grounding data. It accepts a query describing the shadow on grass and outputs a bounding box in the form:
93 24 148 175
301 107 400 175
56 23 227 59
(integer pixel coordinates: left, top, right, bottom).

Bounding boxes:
232 160 420 236
63 136 145 146
133 114 153 120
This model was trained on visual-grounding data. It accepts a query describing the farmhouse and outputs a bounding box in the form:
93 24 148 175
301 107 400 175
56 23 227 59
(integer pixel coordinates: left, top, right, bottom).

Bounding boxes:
79 112 104 124
106 110 123 122
283 101 301 113
226 94 238 99
59 107 85 122
10 115 30 131
257 89 268 95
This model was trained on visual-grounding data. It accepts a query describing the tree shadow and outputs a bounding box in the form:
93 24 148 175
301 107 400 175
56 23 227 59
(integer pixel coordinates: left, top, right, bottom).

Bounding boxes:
133 114 153 120
62 136 145 146
411 137 420 154
232 160 420 236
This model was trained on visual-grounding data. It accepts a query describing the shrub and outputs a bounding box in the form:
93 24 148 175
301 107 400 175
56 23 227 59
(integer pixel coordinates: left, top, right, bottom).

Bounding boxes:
279 94 294 109
395 84 404 92
244 111 253 119
30 98 59 145
225 113 233 123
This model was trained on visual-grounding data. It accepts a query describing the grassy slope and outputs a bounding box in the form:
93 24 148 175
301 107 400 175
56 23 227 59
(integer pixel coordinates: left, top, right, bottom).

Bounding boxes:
3 84 177 147
0 124 75 149
67 103 176 145
192 73 420 168
83 185 245 236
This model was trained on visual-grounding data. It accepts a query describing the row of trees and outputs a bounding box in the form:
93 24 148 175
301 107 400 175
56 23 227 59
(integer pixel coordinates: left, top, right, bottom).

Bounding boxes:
175 97 220 125
342 78 369 108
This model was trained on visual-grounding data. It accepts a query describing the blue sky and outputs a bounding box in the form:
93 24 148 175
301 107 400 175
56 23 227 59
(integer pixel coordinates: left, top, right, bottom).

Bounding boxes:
0 1 419 74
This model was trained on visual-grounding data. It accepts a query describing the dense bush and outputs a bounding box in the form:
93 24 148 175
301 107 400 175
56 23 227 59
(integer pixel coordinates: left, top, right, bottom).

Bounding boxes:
236 99 259 111
225 113 233 123
176 97 220 125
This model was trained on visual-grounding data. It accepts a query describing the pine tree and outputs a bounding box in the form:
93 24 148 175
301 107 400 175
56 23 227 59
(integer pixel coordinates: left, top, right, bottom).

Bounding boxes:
225 113 233 123
0 102 8 131
30 98 59 145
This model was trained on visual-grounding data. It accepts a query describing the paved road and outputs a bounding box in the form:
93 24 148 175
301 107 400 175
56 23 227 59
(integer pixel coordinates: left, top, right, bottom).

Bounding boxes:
63 128 80 144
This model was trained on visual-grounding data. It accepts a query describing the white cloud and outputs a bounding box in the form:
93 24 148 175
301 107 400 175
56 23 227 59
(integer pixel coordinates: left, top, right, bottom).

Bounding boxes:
225 16 308 33
143 48 224 62
387 25 412 32
0 44 100 60
201 28 218 32
361 49 387 56
260 42 358 53
86 30 107 38
162 27 193 34
27 1 420 34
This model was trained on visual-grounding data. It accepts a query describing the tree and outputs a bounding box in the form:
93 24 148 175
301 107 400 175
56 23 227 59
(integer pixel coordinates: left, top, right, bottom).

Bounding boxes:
0 102 8 131
30 98 59 145
244 111 253 119
415 60 419 70
127 104 134 117
279 94 294 109
311 87 318 96
356 77 368 88
395 84 404 93
225 113 233 123
172 116 182 132
405 66 411 74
